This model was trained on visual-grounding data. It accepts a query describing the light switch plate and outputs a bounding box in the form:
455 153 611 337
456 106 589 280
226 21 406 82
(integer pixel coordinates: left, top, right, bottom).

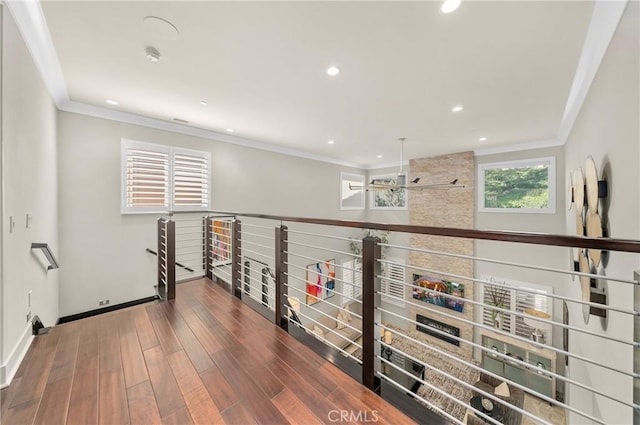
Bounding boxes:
9 216 15 233
26 213 33 228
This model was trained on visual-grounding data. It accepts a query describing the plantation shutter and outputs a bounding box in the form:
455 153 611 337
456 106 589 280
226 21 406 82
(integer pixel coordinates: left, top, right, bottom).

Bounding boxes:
173 149 209 210
515 287 551 341
381 259 405 307
122 140 210 213
342 259 363 306
123 144 170 212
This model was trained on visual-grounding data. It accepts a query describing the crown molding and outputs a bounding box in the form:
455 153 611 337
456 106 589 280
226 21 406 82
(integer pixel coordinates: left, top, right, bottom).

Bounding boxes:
5 0 68 106
556 0 628 145
7 0 629 166
60 100 364 169
474 138 563 157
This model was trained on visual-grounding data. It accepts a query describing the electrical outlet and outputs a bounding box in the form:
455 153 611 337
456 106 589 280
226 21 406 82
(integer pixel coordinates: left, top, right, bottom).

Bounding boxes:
28 291 32 308
99 299 110 306
9 216 15 233
26 213 33 228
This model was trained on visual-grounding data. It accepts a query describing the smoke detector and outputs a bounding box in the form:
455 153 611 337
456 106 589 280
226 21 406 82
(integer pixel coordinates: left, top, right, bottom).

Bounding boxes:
144 46 161 62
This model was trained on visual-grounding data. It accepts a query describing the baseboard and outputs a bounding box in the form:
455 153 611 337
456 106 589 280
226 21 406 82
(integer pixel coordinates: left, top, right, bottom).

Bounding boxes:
0 324 34 389
56 295 159 325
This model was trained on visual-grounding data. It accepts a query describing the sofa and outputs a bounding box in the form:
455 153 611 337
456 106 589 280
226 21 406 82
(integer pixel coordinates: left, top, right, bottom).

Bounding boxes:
310 302 362 350
468 372 524 425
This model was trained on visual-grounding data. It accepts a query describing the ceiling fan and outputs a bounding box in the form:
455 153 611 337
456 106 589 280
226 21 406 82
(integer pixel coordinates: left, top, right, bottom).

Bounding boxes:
350 138 465 192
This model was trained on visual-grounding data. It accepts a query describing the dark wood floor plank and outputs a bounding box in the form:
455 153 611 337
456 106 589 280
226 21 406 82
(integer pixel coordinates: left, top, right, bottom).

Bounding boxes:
127 380 162 425
2 399 40 425
9 333 58 407
118 311 149 388
33 378 73 425
268 337 336 396
99 315 122 373
67 318 99 425
143 345 186 418
133 306 159 350
151 317 184 355
98 370 130 425
200 365 239 412
322 363 415 424
271 388 324 425
161 406 194 425
211 349 288 425
2 279 415 425
162 304 214 372
180 308 225 355
220 401 258 425
266 358 338 422
183 386 225 425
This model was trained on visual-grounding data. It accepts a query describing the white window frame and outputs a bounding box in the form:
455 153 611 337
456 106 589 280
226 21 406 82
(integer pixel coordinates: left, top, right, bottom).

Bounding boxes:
478 157 556 214
480 275 553 342
369 173 408 210
340 172 365 210
121 139 211 214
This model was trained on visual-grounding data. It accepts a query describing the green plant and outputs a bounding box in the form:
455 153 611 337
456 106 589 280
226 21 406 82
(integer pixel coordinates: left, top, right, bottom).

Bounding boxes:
349 229 390 260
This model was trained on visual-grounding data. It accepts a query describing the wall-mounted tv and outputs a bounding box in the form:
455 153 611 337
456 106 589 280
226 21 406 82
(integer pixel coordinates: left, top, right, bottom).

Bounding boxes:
412 274 464 313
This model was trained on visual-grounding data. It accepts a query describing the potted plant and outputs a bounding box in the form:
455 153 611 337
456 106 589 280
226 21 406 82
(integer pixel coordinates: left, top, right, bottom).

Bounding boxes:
486 284 509 329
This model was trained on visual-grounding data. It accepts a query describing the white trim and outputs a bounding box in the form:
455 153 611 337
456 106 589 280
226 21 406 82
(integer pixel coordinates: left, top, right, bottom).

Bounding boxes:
478 157 556 214
556 0 629 145
339 172 365 210
4 0 68 106
474 138 562 157
7 0 628 167
61 100 364 169
0 324 34 389
369 173 408 211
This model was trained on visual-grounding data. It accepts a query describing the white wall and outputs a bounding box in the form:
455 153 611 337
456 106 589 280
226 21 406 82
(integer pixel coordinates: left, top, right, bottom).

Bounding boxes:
1 4 59 386
475 146 567 372
57 111 367 317
563 2 639 424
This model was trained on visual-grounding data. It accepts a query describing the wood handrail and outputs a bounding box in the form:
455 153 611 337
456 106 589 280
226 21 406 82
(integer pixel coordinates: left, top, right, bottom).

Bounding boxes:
163 210 640 253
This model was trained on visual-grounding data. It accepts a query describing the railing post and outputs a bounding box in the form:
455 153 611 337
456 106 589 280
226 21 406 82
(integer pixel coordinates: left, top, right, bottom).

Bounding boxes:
362 235 381 393
157 218 165 297
166 219 176 300
275 225 289 330
634 269 640 425
231 219 242 298
205 216 213 280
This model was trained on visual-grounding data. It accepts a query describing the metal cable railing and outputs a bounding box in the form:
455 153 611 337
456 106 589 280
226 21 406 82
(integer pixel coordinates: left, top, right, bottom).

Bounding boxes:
156 211 640 425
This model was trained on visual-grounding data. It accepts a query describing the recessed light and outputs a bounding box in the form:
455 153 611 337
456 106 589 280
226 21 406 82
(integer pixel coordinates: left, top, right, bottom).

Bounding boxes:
479 137 487 142
105 99 119 105
226 128 234 132
326 66 340 76
441 0 462 14
328 140 335 145
452 105 464 112
377 155 383 159
200 100 208 106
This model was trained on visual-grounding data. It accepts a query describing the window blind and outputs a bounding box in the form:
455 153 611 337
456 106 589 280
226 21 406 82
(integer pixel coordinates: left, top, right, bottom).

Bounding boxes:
381 259 405 307
124 147 169 211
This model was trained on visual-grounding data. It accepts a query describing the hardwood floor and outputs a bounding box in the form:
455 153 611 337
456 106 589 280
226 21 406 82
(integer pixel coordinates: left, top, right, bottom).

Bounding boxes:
1 279 416 425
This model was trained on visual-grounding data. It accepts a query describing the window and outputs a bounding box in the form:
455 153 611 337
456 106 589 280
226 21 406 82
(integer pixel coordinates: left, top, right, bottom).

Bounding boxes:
121 139 210 213
478 157 555 213
369 174 407 210
341 259 362 306
340 172 365 210
481 276 552 342
381 259 406 307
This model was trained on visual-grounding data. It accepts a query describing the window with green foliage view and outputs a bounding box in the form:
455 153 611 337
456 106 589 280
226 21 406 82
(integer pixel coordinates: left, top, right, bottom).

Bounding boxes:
478 158 555 213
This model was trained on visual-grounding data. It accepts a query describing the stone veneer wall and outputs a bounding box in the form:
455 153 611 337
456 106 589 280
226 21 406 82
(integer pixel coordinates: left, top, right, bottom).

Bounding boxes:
407 151 475 360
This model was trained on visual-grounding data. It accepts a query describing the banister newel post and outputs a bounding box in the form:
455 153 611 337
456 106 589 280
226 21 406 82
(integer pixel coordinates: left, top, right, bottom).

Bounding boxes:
275 225 289 330
205 216 213 280
166 219 176 300
231 219 242 298
362 235 382 393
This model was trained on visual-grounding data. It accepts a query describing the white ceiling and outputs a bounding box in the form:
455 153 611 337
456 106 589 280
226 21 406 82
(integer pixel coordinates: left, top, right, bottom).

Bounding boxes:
12 1 612 167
